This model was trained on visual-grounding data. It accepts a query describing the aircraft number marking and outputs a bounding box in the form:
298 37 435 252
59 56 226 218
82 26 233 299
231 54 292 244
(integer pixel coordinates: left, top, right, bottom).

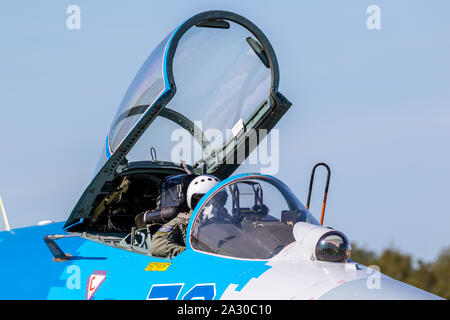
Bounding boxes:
147 283 215 300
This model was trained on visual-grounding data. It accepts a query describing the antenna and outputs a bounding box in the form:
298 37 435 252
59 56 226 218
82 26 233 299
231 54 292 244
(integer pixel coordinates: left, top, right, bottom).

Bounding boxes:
0 195 11 231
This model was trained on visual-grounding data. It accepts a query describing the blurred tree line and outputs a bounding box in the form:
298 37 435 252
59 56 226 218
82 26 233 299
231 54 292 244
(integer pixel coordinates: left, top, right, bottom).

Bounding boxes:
351 243 449 299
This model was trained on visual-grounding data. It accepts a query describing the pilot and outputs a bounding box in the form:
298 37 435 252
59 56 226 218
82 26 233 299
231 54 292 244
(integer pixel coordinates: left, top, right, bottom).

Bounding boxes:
151 175 220 258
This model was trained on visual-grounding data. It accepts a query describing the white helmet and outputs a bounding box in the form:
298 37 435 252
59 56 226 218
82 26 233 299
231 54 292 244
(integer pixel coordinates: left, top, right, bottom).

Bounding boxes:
187 175 220 210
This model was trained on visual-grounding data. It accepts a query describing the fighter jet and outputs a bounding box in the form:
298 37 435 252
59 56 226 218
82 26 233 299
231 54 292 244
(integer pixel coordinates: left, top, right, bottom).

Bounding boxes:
0 10 442 300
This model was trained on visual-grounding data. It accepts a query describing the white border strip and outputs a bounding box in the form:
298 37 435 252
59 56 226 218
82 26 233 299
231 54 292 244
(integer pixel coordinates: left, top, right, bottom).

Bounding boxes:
0 195 11 231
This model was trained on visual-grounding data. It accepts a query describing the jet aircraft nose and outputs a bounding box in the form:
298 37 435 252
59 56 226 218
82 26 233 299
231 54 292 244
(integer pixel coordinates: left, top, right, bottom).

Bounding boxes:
318 276 444 300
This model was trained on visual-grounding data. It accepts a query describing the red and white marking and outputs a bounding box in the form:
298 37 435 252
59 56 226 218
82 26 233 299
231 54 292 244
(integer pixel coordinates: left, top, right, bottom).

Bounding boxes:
85 270 107 300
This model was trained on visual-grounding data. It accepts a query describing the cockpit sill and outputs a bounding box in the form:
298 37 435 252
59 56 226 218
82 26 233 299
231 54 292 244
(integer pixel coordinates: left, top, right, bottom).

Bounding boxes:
78 230 161 258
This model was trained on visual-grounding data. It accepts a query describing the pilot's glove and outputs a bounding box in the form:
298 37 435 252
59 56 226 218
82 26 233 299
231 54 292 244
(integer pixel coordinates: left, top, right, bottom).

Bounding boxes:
200 205 230 223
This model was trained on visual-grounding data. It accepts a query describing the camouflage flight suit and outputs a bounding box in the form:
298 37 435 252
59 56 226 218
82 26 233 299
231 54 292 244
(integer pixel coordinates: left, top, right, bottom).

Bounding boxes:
151 211 192 259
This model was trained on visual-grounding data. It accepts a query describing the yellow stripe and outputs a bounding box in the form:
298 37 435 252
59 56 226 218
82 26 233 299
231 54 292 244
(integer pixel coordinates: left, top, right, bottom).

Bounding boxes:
145 262 171 271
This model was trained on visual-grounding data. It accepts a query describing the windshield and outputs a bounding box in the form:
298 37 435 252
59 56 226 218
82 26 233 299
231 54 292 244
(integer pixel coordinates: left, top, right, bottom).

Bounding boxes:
190 176 319 259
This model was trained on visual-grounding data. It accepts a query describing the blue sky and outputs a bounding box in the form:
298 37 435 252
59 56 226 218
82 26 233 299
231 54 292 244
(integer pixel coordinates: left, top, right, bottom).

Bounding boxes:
0 0 449 262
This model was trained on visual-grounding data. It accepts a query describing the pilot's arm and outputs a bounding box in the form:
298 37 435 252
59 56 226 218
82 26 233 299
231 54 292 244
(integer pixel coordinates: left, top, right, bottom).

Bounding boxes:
151 213 190 258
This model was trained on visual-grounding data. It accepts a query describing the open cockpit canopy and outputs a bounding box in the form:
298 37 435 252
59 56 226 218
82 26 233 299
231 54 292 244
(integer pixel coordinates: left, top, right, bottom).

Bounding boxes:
65 11 291 230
